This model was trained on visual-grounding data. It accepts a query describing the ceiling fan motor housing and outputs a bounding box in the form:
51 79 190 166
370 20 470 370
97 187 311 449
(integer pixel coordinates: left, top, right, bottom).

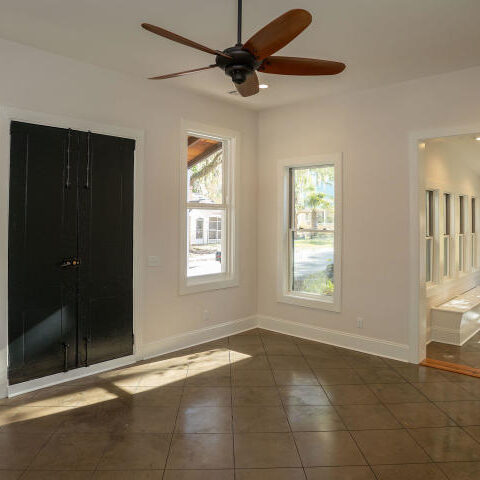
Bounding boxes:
216 45 261 84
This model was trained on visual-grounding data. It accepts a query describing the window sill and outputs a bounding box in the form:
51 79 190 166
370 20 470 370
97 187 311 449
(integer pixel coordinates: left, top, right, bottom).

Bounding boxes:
179 274 239 295
278 292 340 312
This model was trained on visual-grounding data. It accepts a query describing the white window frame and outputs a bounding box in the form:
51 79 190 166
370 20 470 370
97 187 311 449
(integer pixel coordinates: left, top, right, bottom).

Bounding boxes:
457 194 467 274
425 189 439 287
179 120 239 295
277 154 342 312
442 192 453 279
471 197 478 270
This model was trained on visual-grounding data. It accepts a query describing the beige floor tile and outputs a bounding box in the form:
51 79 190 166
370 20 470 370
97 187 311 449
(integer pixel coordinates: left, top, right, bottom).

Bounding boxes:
235 469 306 480
387 402 455 428
396 366 451 383
232 370 275 387
264 343 302 355
305 466 375 479
313 368 363 386
413 383 476 401
181 387 231 407
166 434 234 469
437 461 480 480
286 405 345 431
0 406 69 433
163 470 233 480
0 471 23 480
92 471 163 479
22 472 94 480
372 464 447 480
98 433 170 470
185 368 231 387
127 386 183 407
409 427 480 462
344 353 387 369
273 370 319 386
233 406 290 432
466 425 480 441
323 385 379 405
0 432 50 468
231 355 270 370
268 354 310 370
368 383 428 403
279 386 330 406
335 404 400 430
234 433 301 468
435 400 480 425
31 432 111 469
352 429 430 465
175 407 232 433
136 369 187 388
305 356 351 369
233 387 281 406
228 344 266 356
355 368 405 384
294 431 366 467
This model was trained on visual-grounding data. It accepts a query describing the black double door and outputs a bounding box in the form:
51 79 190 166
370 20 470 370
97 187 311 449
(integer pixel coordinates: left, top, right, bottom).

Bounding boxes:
8 121 135 385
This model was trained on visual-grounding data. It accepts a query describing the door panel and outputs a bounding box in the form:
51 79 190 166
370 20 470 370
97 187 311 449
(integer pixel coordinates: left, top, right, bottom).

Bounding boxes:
8 122 78 384
78 133 134 366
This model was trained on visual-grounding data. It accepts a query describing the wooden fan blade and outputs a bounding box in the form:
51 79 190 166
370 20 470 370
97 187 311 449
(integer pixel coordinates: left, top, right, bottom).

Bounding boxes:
142 23 231 59
243 9 312 60
149 65 217 80
235 72 259 97
259 56 346 75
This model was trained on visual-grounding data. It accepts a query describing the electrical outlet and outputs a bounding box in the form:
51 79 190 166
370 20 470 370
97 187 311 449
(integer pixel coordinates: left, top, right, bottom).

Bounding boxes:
356 317 364 328
147 255 161 267
203 310 210 322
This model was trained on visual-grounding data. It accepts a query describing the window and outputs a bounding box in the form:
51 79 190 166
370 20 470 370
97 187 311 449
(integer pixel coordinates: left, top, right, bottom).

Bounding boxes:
458 195 466 272
472 198 477 269
180 123 237 294
195 218 204 240
279 154 342 311
442 193 451 278
208 216 222 241
425 190 434 283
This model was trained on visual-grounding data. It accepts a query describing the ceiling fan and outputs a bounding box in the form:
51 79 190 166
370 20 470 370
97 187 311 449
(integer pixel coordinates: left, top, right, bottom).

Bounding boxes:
141 0 346 97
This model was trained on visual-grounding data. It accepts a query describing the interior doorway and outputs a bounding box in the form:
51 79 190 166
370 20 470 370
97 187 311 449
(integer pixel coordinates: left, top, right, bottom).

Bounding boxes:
418 132 480 377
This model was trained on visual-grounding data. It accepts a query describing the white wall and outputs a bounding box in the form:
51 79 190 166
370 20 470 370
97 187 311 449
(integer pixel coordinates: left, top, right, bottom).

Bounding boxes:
0 38 258 393
257 65 480 357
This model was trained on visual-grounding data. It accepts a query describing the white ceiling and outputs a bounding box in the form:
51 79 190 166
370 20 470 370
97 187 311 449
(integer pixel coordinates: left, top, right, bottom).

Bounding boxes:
1 0 480 110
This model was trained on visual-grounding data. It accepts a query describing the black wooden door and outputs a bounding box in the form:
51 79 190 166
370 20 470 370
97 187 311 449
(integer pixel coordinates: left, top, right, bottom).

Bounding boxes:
8 122 79 384
8 122 134 384
78 132 135 366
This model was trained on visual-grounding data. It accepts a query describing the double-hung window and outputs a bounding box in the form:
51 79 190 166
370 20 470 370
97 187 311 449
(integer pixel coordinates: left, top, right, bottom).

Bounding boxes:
458 195 466 272
442 193 452 278
279 154 342 311
425 190 435 283
472 198 477 269
180 124 237 294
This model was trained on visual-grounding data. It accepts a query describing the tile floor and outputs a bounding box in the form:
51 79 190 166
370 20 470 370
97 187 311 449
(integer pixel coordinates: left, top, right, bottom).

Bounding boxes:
0 328 480 479
427 331 480 369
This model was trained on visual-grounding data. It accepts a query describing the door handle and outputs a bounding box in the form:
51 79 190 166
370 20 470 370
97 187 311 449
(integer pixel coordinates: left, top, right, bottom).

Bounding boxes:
62 342 70 372
60 258 81 268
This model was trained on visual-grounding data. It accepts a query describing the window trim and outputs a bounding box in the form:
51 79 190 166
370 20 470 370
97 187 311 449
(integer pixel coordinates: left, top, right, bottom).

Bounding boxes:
277 154 342 312
179 120 239 295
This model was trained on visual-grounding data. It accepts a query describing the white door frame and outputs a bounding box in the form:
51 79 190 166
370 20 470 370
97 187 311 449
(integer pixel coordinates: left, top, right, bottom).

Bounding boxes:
408 123 480 364
0 106 145 397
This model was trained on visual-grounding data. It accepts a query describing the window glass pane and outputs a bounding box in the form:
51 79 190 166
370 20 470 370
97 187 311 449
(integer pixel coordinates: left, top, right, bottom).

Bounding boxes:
459 235 464 271
444 193 450 235
293 166 334 231
187 135 223 204
426 237 432 282
187 208 225 277
443 236 449 277
292 231 334 297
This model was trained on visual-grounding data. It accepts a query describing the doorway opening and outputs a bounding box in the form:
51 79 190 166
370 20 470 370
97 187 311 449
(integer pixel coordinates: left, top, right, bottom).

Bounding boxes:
418 132 480 377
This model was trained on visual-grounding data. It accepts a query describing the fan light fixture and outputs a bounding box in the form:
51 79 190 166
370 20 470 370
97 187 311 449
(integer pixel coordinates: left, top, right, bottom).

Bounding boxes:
141 0 346 97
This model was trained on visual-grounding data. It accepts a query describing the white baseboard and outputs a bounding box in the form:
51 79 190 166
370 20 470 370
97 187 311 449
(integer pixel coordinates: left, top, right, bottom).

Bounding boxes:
7 355 136 397
140 315 258 360
257 314 410 362
431 324 480 346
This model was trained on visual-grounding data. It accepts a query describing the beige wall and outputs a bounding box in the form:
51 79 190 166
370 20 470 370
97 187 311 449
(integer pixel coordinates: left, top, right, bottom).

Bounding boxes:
0 38 258 381
258 64 480 348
